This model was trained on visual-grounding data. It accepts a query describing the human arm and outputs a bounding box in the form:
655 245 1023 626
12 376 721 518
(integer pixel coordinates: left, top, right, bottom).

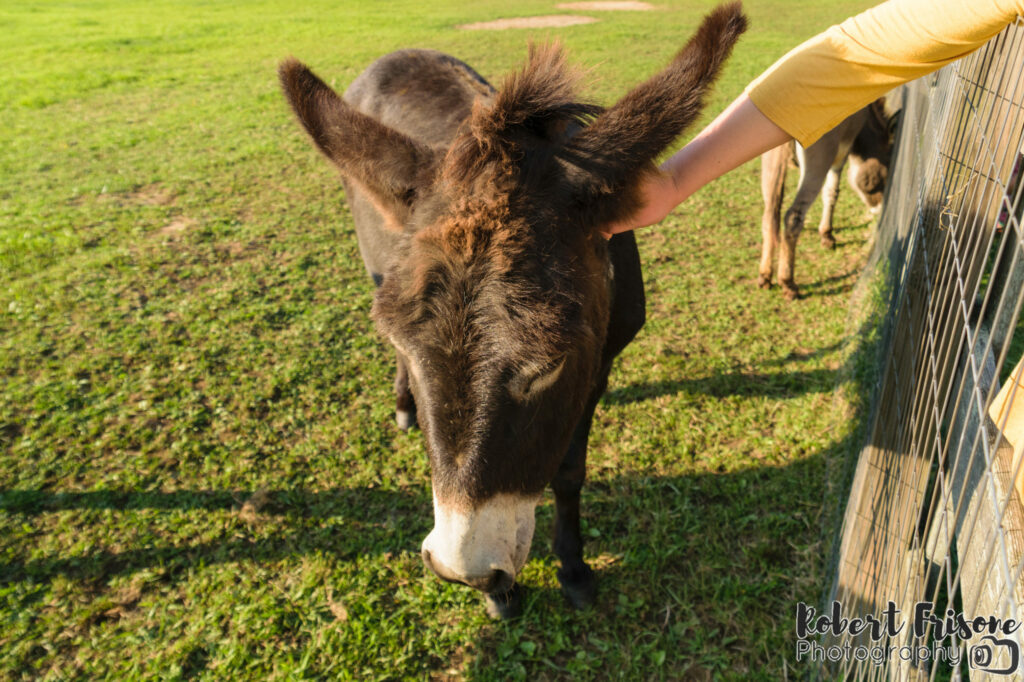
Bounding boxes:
604 0 1024 237
747 0 1023 147
602 93 790 235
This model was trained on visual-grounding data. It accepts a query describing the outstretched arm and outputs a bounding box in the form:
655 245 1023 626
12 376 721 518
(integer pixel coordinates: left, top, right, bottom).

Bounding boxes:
602 93 790 236
604 0 1023 237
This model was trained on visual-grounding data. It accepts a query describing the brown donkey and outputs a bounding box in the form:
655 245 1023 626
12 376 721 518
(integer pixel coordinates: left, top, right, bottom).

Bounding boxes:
280 2 746 618
758 99 895 300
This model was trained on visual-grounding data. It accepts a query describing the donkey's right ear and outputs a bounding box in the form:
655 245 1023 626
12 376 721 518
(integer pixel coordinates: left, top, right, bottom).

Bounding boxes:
279 58 437 230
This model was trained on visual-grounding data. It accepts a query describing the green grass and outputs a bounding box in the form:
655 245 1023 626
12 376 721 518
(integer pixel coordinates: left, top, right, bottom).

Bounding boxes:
2 0 881 678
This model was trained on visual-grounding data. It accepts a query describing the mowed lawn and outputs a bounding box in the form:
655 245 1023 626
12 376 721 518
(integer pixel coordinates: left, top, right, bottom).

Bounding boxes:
2 0 879 679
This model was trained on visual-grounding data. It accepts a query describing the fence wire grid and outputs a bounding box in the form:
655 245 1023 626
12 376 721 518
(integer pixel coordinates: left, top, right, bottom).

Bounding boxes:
820 16 1024 682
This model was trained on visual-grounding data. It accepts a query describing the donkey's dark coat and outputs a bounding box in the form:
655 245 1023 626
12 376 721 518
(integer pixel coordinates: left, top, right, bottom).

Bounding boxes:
280 2 746 617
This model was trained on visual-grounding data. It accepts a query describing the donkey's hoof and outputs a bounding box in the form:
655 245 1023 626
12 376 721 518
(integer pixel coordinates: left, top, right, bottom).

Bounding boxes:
484 583 524 620
781 282 801 301
557 564 596 610
820 234 836 250
757 274 773 289
395 409 417 431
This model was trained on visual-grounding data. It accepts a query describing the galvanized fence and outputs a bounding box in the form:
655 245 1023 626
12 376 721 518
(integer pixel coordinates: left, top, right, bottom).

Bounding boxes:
818 17 1024 682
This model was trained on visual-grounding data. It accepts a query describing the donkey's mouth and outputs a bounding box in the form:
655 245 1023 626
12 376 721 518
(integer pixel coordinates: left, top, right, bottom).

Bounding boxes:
421 548 516 594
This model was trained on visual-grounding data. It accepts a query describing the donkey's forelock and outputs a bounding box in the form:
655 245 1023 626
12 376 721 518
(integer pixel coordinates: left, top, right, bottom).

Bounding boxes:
442 43 602 189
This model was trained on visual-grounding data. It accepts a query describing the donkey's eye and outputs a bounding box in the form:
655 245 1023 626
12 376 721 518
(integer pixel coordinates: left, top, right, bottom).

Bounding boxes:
508 357 565 403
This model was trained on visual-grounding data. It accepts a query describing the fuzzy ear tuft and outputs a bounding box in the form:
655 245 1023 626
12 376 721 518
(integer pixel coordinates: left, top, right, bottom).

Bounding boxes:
484 42 596 139
443 43 602 188
279 58 437 229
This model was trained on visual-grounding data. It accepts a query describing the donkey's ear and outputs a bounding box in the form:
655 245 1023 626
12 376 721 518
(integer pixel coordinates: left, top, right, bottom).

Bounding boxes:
279 58 437 230
561 2 747 227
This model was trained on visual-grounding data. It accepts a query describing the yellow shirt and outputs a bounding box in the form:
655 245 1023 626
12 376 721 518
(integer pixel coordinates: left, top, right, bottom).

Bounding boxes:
747 0 1024 146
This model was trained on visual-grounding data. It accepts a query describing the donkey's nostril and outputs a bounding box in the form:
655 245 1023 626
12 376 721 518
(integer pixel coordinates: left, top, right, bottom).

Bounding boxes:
421 549 441 578
477 569 514 595
490 569 515 594
421 549 463 586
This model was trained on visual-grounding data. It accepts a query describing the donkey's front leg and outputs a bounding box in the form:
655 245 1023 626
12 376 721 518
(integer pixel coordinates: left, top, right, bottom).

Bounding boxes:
551 394 602 609
759 143 789 289
817 164 844 249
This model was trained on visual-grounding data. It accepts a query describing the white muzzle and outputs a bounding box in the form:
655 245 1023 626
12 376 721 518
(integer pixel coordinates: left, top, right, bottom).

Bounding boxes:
420 492 539 593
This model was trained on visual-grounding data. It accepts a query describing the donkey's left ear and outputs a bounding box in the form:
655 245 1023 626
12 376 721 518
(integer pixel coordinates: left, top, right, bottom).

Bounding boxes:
561 2 746 228
279 58 438 231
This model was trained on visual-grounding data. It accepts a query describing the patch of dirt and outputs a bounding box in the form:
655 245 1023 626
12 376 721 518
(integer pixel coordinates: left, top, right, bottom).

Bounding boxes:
68 183 176 208
324 586 348 622
458 15 598 30
557 1 655 9
129 184 175 206
157 217 195 236
238 488 271 524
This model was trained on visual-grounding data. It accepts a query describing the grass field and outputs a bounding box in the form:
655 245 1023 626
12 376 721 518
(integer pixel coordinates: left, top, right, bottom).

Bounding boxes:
1 0 881 678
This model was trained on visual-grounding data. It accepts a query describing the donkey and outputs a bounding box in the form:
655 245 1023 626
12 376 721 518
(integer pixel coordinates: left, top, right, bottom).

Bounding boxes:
758 99 894 300
280 2 746 618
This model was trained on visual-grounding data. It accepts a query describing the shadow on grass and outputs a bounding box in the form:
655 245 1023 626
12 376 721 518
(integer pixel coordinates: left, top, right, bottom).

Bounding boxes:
829 218 874 239
602 367 839 405
0 486 432 584
762 339 848 366
798 266 862 299
0 487 424 515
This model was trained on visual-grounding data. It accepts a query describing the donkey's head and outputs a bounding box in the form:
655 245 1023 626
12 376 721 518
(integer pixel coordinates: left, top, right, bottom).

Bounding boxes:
280 3 746 594
852 96 901 213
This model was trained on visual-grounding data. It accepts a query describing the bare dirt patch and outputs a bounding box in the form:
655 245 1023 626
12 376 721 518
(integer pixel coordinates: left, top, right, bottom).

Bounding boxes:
458 15 597 30
130 184 175 206
157 217 195 236
557 1 655 9
68 183 177 208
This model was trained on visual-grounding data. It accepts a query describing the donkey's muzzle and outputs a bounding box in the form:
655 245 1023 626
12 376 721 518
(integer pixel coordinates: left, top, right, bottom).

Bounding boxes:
420 491 538 594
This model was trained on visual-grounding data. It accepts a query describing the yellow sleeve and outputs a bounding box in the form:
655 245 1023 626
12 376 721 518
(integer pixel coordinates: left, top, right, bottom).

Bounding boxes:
746 0 1023 147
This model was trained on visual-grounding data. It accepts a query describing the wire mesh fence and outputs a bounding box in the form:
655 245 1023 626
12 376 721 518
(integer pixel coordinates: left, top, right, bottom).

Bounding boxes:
817 16 1024 682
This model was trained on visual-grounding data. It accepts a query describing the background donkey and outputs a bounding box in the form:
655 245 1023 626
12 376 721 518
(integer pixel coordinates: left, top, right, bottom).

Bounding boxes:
758 98 895 300
280 2 746 618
